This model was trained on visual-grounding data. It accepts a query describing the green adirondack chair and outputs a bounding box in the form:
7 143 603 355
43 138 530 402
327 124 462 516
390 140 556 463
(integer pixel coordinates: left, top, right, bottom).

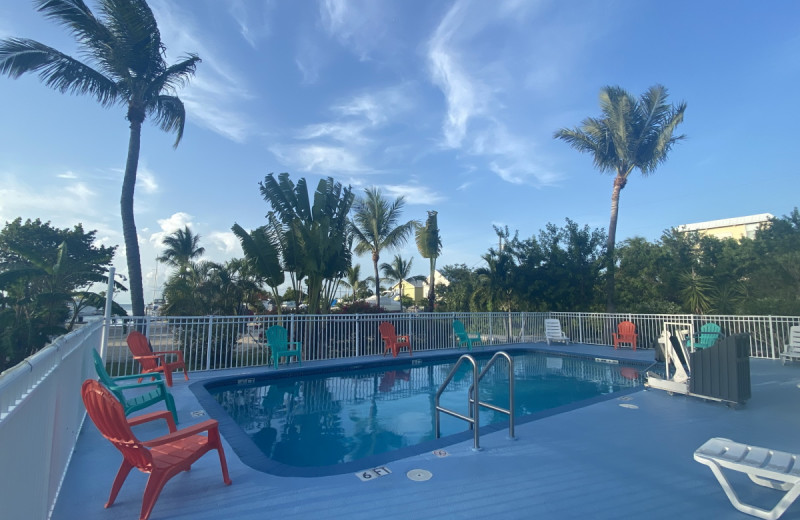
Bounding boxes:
91 349 178 423
453 319 482 350
266 325 302 369
687 323 722 350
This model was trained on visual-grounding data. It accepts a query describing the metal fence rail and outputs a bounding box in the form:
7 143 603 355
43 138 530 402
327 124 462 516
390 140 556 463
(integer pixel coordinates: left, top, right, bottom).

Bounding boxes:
100 311 800 377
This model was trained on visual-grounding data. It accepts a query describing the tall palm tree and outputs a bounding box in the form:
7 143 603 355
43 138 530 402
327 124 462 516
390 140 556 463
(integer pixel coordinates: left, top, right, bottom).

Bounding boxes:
350 188 416 309
0 0 201 317
341 265 363 303
380 255 414 312
554 85 686 311
415 210 442 312
157 226 205 271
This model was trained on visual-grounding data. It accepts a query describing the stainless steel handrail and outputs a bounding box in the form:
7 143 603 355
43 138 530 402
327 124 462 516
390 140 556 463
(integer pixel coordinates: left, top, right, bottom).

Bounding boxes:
469 351 515 439
435 354 480 449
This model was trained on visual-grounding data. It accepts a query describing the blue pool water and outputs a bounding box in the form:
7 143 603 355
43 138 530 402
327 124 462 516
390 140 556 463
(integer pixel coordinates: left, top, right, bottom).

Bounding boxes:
200 350 646 475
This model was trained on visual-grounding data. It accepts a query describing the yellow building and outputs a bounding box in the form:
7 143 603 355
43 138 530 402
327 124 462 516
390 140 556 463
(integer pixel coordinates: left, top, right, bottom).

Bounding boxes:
676 213 773 240
390 270 450 305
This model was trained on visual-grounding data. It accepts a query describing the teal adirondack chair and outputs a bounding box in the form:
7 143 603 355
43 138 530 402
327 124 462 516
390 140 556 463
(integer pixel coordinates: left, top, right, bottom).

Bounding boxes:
91 349 178 423
453 319 482 350
266 325 302 369
687 323 722 350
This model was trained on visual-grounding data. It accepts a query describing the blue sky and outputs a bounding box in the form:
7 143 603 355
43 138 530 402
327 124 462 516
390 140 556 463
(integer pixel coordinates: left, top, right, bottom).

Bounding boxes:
1 1 799 304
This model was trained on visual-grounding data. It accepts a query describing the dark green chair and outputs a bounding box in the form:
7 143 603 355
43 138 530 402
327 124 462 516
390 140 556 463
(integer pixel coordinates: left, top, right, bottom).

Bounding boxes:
266 325 302 369
91 349 178 423
453 319 482 350
687 323 722 350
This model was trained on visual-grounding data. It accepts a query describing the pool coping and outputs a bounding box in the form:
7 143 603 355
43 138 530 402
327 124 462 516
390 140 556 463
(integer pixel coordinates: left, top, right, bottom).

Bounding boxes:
190 345 655 477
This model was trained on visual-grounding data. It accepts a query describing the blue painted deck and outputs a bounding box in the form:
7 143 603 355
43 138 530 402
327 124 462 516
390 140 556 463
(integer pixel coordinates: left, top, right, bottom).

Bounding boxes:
53 343 800 520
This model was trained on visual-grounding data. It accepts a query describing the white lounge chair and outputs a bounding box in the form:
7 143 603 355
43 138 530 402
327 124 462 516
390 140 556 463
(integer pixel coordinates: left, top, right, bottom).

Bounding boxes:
780 326 800 365
694 437 800 520
544 319 569 345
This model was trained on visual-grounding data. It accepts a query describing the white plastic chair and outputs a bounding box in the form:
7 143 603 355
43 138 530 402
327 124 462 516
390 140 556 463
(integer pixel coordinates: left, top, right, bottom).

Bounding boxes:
544 319 569 345
780 326 800 365
694 437 800 520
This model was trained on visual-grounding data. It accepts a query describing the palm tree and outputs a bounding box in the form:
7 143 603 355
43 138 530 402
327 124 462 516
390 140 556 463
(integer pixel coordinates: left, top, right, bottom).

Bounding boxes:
341 265 363 303
350 188 416 309
0 0 201 317
415 210 442 312
259 173 353 314
380 255 414 312
157 226 205 271
231 223 286 314
554 85 686 311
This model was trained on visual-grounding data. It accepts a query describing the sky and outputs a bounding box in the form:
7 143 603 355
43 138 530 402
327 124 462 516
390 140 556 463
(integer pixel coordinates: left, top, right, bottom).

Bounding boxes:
1 0 799 305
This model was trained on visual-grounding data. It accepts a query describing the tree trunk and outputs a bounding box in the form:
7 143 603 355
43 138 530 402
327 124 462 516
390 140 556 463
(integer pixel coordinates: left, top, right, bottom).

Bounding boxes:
372 251 380 309
427 257 436 312
122 119 145 317
605 175 624 312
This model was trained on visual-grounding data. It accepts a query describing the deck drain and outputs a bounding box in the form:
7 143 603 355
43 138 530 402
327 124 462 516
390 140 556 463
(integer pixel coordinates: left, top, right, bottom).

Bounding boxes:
407 469 432 482
618 396 633 401
619 403 639 409
191 410 207 417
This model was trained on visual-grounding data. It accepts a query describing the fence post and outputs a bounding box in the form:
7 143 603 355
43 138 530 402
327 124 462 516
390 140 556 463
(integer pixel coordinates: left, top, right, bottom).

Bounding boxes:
355 314 360 357
578 314 584 344
205 316 214 371
768 315 776 358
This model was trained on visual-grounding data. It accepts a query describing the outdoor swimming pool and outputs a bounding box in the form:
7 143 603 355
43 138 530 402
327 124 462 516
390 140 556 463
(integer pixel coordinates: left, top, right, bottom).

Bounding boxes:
196 349 648 476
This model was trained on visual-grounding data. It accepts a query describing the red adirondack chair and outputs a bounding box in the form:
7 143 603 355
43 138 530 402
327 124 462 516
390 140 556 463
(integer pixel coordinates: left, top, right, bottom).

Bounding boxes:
126 331 188 387
81 379 232 520
613 321 638 350
379 321 412 357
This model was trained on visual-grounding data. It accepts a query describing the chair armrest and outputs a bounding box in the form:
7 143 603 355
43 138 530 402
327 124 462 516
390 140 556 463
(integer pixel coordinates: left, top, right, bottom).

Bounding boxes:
398 335 410 342
273 342 302 349
108 379 169 393
127 409 177 433
150 350 186 361
142 419 219 447
109 372 164 382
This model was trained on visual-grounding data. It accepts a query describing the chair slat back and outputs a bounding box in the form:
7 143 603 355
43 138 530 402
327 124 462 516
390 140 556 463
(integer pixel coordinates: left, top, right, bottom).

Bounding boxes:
379 321 397 340
81 379 153 471
453 319 467 339
789 326 800 352
127 331 159 372
266 325 289 346
617 321 636 337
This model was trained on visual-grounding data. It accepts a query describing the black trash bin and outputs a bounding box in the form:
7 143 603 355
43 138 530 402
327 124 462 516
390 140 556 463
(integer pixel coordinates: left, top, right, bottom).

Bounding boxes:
689 333 751 404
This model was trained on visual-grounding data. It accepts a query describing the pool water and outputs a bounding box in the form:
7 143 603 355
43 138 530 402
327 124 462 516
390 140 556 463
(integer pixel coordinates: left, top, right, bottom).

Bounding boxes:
206 351 646 472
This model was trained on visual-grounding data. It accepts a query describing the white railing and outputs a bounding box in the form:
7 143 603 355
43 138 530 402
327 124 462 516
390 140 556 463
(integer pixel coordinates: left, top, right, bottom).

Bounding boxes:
101 312 800 377
0 321 102 520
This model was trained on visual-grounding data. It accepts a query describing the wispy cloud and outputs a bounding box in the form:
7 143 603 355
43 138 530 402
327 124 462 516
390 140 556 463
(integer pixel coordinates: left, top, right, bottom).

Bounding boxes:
149 1 255 143
319 0 397 60
228 0 276 48
269 144 369 174
382 183 444 206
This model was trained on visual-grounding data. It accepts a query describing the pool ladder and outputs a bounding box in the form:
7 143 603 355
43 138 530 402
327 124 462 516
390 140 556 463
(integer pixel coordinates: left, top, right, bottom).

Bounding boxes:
434 351 515 450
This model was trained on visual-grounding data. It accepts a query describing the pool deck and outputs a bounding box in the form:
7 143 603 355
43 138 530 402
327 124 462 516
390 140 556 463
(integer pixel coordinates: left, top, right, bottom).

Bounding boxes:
53 342 800 520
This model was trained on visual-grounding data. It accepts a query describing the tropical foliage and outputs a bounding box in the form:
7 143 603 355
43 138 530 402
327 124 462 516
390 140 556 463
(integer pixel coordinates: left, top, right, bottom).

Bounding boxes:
158 226 205 270
258 173 354 314
380 255 414 312
0 218 123 370
350 188 416 309
415 210 442 311
554 85 686 311
0 0 200 316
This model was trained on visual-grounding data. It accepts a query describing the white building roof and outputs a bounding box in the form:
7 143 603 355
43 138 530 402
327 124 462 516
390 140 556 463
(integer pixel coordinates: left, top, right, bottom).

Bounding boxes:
676 213 774 232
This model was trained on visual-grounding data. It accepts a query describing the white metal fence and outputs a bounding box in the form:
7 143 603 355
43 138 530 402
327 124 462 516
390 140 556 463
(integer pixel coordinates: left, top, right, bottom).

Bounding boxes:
102 311 800 376
0 321 102 520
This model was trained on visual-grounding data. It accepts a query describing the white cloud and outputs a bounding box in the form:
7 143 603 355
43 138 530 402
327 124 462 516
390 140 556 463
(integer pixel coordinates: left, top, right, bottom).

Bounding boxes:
149 1 255 143
270 144 369 174
208 231 241 255
382 184 444 206
148 212 194 251
319 0 397 60
0 173 105 226
228 0 276 48
58 170 78 180
136 166 159 194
